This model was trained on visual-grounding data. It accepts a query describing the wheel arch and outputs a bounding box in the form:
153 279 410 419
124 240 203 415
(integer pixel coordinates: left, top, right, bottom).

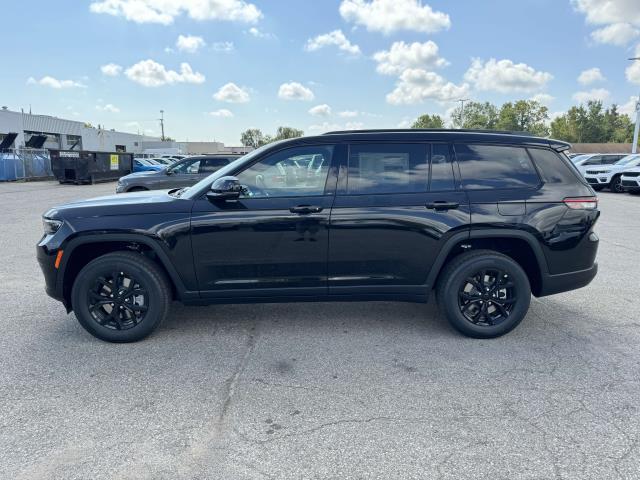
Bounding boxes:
58 234 189 311
428 229 549 297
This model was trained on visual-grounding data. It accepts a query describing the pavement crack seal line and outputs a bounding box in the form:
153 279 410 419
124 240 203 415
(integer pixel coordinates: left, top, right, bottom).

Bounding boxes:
180 325 258 473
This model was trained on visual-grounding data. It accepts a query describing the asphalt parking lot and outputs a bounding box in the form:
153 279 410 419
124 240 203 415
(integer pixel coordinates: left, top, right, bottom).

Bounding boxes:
1 180 639 480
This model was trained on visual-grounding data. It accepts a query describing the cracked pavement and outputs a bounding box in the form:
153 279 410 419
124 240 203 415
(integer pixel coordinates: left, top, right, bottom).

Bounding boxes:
1 181 639 479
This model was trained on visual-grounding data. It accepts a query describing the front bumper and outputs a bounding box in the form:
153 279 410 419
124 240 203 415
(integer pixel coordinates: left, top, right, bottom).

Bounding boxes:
37 242 63 302
584 174 612 185
621 178 640 191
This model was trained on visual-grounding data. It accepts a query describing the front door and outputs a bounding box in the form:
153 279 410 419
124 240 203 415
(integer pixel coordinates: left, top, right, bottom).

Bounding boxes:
328 142 470 297
190 144 340 298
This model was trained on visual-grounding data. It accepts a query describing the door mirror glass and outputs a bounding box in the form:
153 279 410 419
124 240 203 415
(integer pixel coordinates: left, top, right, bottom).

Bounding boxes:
207 176 242 200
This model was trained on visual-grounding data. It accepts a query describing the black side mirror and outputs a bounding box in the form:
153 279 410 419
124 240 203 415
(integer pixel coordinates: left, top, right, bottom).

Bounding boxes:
165 169 173 175
207 176 242 201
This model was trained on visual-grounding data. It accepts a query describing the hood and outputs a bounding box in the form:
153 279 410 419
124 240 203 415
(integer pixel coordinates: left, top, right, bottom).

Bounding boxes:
120 169 164 180
44 189 192 219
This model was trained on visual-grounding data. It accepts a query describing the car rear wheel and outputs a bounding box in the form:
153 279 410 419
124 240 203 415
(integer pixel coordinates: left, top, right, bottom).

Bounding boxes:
609 176 625 193
437 250 531 338
71 252 171 342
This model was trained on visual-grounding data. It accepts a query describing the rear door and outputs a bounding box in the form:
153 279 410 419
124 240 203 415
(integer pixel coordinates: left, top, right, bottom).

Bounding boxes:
328 142 470 297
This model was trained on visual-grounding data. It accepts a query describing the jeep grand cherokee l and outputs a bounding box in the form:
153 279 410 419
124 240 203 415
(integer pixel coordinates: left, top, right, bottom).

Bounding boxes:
38 130 599 343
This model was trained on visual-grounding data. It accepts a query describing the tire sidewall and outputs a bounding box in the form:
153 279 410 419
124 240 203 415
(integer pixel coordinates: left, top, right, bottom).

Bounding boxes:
610 176 624 193
72 256 165 342
441 255 531 338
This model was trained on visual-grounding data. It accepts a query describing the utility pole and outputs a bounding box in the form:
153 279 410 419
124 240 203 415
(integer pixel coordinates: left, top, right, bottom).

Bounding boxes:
630 58 640 154
457 98 470 128
159 110 165 141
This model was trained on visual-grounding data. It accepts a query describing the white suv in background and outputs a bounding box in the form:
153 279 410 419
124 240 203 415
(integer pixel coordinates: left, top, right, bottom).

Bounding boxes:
583 154 640 193
571 153 627 175
621 167 640 194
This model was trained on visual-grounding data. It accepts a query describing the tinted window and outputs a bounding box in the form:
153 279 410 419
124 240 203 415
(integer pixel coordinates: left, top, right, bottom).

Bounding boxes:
171 159 201 174
236 145 332 198
347 143 428 194
455 144 540 190
583 156 603 166
430 143 455 191
199 157 230 173
528 148 580 184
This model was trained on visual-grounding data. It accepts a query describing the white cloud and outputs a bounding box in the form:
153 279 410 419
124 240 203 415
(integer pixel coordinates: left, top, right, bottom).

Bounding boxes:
212 41 234 52
125 60 205 87
338 110 359 118
100 63 122 76
572 88 611 103
27 76 86 89
96 103 120 113
591 23 639 46
308 104 332 116
627 48 640 85
620 95 639 117
308 121 364 133
213 82 250 103
89 0 262 25
176 34 205 53
305 30 361 56
339 0 450 34
530 93 555 106
278 82 315 101
578 67 605 85
373 41 448 76
386 69 470 105
571 0 640 27
464 58 552 93
209 109 234 117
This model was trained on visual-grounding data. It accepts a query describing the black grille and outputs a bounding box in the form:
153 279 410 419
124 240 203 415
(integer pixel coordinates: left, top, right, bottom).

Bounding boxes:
623 172 640 178
622 180 638 187
586 178 599 184
585 170 604 175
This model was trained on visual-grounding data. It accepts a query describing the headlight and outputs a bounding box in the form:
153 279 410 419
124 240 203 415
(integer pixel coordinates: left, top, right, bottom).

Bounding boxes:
43 217 63 235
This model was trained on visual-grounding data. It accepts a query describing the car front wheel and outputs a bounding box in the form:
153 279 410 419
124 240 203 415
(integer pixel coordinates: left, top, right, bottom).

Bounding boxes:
437 250 531 338
71 251 171 342
609 176 625 193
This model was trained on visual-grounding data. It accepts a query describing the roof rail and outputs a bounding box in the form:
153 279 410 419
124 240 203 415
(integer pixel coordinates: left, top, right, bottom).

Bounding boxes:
322 128 534 136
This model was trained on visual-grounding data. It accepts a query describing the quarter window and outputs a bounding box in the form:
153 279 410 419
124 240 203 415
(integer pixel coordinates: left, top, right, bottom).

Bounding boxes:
347 143 428 194
236 145 332 198
455 144 540 190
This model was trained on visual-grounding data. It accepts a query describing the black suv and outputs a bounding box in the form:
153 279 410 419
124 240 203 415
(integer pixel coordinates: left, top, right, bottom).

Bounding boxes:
38 130 599 342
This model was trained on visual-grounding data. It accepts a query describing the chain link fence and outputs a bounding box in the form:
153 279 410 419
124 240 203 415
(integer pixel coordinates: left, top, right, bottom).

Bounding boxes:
0 149 52 181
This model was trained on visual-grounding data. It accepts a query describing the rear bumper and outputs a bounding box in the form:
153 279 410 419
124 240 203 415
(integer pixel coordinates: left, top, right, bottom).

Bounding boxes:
537 262 598 297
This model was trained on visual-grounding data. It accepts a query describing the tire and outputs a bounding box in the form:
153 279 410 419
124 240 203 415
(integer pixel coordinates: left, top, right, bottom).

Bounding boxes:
127 186 148 192
71 251 171 342
609 176 625 193
592 185 604 192
436 250 531 339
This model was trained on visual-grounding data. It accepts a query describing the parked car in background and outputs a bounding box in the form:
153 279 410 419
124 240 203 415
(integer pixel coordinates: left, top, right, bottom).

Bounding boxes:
583 154 640 192
133 158 164 173
39 130 599 342
572 153 628 175
117 154 241 192
148 157 174 167
621 167 640 194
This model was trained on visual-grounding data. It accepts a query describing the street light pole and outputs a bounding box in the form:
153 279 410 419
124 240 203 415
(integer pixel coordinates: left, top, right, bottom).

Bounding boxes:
457 98 470 128
630 58 640 154
159 110 165 141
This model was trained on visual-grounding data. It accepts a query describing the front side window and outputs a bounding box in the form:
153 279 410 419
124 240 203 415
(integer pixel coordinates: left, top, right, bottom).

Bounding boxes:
347 143 428 194
171 159 201 174
455 144 540 190
199 158 230 173
236 145 332 198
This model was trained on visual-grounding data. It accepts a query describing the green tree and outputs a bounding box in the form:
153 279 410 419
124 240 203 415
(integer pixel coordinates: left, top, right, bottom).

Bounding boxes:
411 114 444 129
550 101 635 143
450 102 498 129
273 126 304 141
240 128 266 148
496 100 549 136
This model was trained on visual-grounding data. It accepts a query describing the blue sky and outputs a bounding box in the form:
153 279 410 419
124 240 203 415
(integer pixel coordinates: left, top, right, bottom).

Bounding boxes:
6 0 640 144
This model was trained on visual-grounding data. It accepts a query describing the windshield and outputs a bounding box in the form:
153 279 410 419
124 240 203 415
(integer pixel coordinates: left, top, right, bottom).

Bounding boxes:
181 142 283 200
615 155 640 166
570 155 587 164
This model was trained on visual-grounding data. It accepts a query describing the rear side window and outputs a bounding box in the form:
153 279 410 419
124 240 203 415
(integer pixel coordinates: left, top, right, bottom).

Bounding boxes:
347 143 428 194
455 144 540 190
199 157 229 173
430 143 455 191
527 148 581 184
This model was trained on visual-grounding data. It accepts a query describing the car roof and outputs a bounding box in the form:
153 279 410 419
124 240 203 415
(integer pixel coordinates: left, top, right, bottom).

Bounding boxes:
270 129 571 151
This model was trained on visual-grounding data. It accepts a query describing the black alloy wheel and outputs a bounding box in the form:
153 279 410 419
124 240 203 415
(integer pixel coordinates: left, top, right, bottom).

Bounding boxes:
610 176 625 193
457 269 515 326
87 271 149 331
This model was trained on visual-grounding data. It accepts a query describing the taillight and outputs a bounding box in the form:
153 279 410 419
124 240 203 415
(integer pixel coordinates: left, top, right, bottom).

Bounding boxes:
563 197 598 210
